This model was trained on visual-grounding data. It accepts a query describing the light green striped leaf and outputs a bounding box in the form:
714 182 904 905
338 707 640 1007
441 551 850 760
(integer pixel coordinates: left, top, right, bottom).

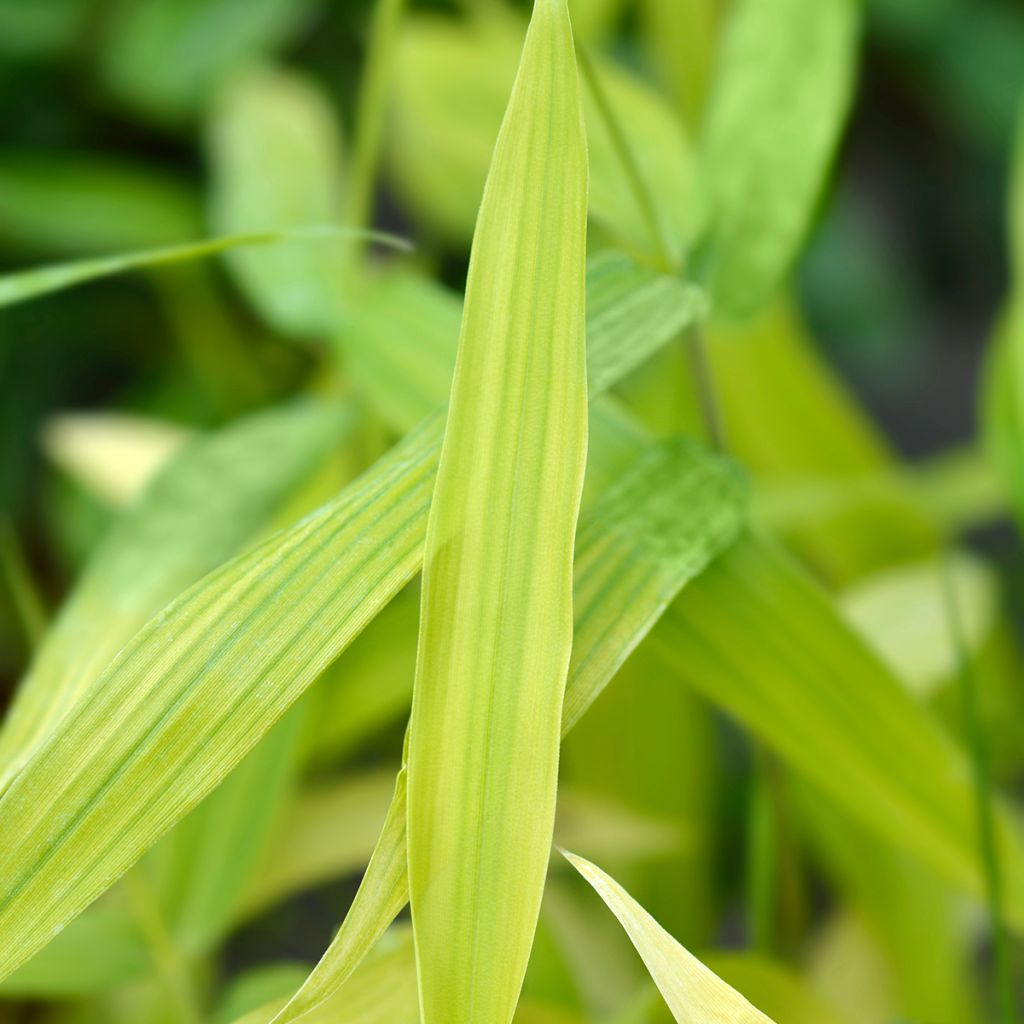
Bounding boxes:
208 64 348 336
0 227 406 311
273 438 748 1024
700 0 860 319
405 3 589 1020
0 399 356 795
0 261 739 986
562 850 776 1023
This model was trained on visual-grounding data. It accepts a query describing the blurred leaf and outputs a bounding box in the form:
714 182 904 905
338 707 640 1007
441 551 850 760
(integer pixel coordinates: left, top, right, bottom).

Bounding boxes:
0 154 200 253
0 398 356 794
702 955 853 1024
652 533 1024 922
638 0 723 127
100 0 319 124
341 251 704 438
239 768 396 921
235 925 420 1024
207 64 347 336
840 550 999 698
702 300 939 581
0 905 147 998
213 963 312 1024
42 412 191 508
562 850 776 1023
699 0 860 319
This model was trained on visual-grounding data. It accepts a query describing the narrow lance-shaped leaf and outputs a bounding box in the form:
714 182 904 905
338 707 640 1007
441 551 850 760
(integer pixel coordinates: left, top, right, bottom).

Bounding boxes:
0 251 733 984
562 850 776 1024
273 438 747 1023
0 226 407 310
405 2 589 1021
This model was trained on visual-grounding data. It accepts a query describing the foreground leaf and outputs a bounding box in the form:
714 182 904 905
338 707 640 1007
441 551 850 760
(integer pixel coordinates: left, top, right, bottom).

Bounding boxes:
273 438 748 1023
0 270 740 985
405 2 589 1019
562 850 775 1023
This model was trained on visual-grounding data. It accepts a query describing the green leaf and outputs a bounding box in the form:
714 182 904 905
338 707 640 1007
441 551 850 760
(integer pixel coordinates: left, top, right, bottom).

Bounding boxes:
404 3 589 1020
0 399 356 795
272 438 748 1024
100 0 318 123
0 227 406 311
561 850 776 1023
207 64 348 336
699 0 860 319
651 532 1024 923
0 153 200 254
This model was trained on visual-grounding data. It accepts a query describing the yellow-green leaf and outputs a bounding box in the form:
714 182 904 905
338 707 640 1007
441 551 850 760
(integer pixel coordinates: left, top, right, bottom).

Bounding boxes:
562 850 776 1023
405 2 589 1020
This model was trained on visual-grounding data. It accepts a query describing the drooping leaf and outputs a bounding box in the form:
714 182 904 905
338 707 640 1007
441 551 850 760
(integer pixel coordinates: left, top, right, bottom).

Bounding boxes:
404 3 589 1018
0 227 405 310
699 0 860 319
650 532 1024 923
562 850 776 1023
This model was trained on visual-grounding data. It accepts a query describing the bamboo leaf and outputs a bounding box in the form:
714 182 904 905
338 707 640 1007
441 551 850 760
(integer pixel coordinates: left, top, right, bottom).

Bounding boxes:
404 3 589 1020
389 15 699 258
272 438 748 1024
0 399 357 795
700 0 860 319
0 227 407 310
0 274 740 985
561 850 776 1023
651 532 1024 924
